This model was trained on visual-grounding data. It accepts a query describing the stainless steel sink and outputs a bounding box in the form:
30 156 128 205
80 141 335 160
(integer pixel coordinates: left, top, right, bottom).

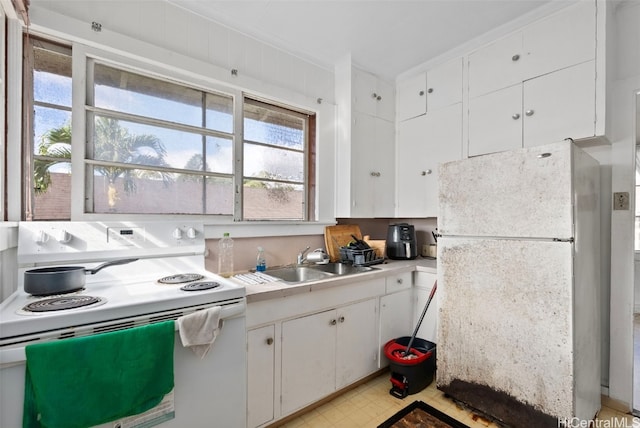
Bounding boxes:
264 263 377 283
311 263 376 275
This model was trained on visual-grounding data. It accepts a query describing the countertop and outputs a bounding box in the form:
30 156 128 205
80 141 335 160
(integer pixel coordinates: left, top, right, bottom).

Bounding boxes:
238 257 437 304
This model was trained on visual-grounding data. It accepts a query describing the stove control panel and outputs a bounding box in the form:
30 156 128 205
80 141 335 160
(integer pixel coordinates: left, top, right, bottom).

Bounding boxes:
18 221 205 265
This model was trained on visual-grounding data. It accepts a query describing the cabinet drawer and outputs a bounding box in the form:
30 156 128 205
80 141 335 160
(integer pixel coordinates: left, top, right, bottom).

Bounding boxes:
386 272 412 293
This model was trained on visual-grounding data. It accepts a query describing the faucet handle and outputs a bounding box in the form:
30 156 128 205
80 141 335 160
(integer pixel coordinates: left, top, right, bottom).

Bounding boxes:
297 246 311 264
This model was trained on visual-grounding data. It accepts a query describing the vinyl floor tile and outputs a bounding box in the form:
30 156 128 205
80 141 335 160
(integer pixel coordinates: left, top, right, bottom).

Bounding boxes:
272 371 638 428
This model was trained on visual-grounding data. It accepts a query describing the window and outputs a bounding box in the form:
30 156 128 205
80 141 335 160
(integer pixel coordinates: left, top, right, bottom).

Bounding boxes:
243 98 310 220
24 36 315 221
86 62 235 215
26 38 72 220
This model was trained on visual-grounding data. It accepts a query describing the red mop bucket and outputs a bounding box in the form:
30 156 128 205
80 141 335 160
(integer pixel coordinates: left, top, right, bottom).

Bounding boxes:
384 280 437 398
384 336 436 398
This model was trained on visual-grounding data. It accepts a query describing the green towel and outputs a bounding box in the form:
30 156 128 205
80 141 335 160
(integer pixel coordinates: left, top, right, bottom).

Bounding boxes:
23 321 175 428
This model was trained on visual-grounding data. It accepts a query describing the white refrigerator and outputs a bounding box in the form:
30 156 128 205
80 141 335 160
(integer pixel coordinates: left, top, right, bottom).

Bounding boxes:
436 140 601 427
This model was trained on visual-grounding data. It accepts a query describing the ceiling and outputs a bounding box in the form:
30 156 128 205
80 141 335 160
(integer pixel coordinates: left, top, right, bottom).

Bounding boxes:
169 0 558 80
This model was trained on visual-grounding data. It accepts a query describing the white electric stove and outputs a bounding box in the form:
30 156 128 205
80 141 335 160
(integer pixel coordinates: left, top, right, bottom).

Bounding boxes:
0 221 247 428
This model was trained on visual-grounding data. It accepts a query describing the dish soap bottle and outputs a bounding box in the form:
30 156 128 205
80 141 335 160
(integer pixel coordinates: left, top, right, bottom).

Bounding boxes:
218 232 234 278
256 247 267 272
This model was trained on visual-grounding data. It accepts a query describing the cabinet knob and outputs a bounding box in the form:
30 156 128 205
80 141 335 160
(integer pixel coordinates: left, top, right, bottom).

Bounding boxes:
372 93 382 101
512 54 520 61
330 319 337 326
266 337 274 345
338 316 345 323
370 171 381 177
525 109 535 116
512 113 520 120
421 169 432 176
419 90 425 96
397 278 403 284
427 88 434 94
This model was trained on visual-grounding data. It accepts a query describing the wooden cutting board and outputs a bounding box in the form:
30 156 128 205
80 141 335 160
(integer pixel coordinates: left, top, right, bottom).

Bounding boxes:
324 224 362 262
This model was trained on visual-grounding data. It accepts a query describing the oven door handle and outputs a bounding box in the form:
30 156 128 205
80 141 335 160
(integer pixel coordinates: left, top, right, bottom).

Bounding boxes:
1 301 246 367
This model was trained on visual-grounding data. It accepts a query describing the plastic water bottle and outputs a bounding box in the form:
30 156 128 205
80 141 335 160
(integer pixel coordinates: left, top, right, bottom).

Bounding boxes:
218 233 234 278
256 247 267 272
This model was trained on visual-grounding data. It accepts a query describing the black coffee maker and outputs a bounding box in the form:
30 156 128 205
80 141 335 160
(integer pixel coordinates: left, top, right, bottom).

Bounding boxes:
386 223 418 260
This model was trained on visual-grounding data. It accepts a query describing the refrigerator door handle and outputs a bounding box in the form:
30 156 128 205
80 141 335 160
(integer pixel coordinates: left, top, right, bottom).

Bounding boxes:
553 238 575 243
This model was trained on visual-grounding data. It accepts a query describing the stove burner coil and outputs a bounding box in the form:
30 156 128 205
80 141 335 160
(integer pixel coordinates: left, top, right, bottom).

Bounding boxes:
23 296 105 312
158 273 204 284
180 281 221 291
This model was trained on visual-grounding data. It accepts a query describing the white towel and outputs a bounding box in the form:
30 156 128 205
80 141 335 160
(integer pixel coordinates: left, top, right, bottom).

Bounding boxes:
176 306 223 359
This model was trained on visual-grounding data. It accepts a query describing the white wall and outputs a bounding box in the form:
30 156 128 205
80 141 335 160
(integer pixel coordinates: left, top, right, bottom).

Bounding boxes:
607 0 640 409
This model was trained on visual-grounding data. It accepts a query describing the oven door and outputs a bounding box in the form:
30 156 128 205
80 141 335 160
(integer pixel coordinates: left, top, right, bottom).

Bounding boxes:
0 302 246 428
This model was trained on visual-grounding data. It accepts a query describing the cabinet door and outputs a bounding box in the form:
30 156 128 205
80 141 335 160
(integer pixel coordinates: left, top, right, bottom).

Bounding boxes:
414 273 438 343
468 84 523 157
523 1 595 80
336 299 378 389
379 289 413 367
353 68 378 116
375 78 395 122
281 310 336 415
352 114 395 217
468 31 523 98
397 103 462 217
247 325 275 428
397 72 427 121
351 112 376 217
372 118 396 217
427 57 463 111
523 61 596 147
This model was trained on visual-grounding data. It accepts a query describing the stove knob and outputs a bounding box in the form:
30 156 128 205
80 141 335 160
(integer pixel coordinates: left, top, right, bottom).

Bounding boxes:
57 230 72 244
186 227 197 239
172 228 183 239
36 230 49 245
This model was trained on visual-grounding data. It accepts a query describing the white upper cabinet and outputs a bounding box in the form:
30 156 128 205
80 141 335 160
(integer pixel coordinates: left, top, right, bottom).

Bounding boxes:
523 60 596 147
396 103 463 217
353 67 395 121
468 84 523 156
397 57 463 121
522 1 596 81
427 58 463 111
467 1 606 156
335 59 396 218
397 73 427 121
469 1 596 99
468 32 524 99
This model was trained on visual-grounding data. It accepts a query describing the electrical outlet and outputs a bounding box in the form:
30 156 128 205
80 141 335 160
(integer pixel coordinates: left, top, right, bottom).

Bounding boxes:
613 192 629 210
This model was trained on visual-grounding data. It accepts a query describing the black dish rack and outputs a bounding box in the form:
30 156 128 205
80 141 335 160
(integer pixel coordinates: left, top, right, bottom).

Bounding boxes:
339 247 384 266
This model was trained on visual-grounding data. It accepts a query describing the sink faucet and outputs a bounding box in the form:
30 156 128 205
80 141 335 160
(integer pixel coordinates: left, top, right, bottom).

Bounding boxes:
297 246 310 264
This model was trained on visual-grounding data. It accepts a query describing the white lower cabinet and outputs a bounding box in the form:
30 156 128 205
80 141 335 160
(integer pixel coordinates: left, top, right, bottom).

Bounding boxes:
413 272 438 343
247 325 276 428
280 298 378 415
379 289 413 367
281 309 337 415
335 298 379 389
246 272 436 427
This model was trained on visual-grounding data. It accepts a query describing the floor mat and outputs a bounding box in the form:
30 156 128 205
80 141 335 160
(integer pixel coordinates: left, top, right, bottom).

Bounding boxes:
378 400 470 428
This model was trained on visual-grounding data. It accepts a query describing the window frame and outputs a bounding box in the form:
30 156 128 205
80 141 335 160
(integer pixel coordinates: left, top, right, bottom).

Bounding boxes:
23 39 320 227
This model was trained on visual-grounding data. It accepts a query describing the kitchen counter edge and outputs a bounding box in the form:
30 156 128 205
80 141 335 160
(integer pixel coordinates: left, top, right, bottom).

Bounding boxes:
240 258 437 304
